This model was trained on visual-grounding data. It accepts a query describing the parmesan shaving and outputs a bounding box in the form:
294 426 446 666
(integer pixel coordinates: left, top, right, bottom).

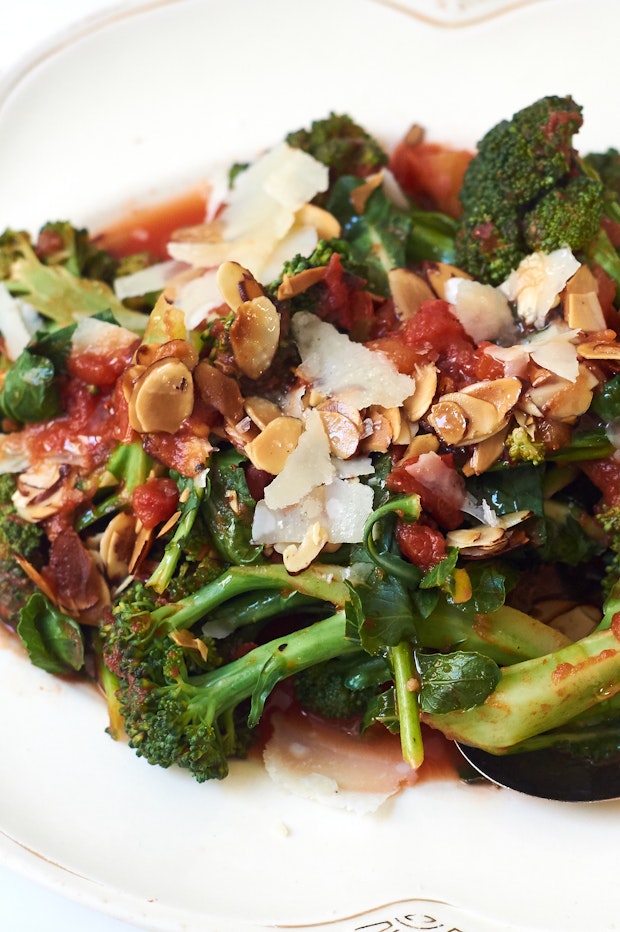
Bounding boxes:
291 312 416 409
500 248 581 330
263 409 334 510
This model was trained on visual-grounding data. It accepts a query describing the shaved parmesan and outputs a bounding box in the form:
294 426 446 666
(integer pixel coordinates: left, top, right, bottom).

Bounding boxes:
114 259 182 301
167 143 329 315
484 321 580 382
500 248 580 330
263 409 334 510
444 277 516 345
70 316 138 357
253 479 374 545
292 312 416 408
0 283 40 361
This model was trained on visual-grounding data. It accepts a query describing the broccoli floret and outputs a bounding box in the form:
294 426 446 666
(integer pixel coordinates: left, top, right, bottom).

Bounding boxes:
523 175 604 253
0 474 45 626
35 221 119 283
286 113 388 203
101 562 362 779
454 95 602 285
584 148 620 197
293 653 388 720
505 425 547 465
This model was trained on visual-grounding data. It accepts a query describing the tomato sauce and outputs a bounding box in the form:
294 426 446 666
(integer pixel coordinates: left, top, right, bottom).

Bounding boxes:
95 187 208 261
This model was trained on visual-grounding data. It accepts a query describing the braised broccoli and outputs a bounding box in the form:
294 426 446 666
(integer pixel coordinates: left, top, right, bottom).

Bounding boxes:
102 566 362 779
293 653 389 720
454 95 606 285
0 473 44 626
286 112 388 202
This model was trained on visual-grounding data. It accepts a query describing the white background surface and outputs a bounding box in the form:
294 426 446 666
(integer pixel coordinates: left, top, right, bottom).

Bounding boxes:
0 4 141 931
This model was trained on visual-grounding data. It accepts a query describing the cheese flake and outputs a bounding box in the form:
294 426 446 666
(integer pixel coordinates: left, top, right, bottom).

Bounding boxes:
291 312 416 409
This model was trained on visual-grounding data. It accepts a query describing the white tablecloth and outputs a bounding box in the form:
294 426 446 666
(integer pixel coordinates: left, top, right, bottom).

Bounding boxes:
0 4 156 929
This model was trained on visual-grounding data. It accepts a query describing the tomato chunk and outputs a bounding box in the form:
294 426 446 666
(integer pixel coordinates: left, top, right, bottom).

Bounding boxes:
132 477 180 530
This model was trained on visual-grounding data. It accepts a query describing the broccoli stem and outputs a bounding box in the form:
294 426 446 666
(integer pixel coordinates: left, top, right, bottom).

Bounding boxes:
76 441 153 531
392 640 424 769
423 627 620 751
147 475 205 595
181 610 357 728
155 561 370 633
417 603 571 666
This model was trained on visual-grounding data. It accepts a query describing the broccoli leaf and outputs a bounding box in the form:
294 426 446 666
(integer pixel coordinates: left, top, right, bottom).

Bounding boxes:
417 650 501 714
327 177 411 294
202 449 263 565
346 571 417 653
465 464 544 517
17 592 84 674
0 348 61 423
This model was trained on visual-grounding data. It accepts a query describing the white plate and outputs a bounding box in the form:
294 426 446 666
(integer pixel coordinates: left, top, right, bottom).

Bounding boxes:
0 1 619 930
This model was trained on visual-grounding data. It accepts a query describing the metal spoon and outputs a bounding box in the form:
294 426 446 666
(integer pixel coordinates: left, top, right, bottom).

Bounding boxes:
456 742 620 802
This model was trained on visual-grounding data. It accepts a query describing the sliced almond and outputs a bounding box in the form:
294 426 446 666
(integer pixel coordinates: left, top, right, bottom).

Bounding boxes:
402 363 438 422
388 268 435 321
296 203 342 239
128 357 195 434
244 416 303 474
282 522 329 573
194 359 245 421
462 424 509 477
244 396 282 430
216 260 264 311
230 295 280 379
426 261 473 300
523 365 598 423
427 399 469 445
277 266 327 300
317 408 362 458
563 265 606 331
458 377 522 420
577 338 620 360
100 512 138 582
350 171 384 214
395 432 440 464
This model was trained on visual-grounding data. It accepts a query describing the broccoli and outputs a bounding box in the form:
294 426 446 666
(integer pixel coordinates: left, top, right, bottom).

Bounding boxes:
0 230 147 333
34 221 119 283
505 425 547 466
101 560 372 778
423 625 620 752
293 653 389 720
102 561 365 779
454 95 606 285
75 440 154 532
0 473 45 627
286 112 388 203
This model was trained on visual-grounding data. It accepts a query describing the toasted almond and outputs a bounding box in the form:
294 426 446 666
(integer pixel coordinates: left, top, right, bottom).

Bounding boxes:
426 261 473 300
296 203 342 239
427 399 469 445
100 512 138 582
282 522 329 573
462 424 509 477
230 295 280 379
194 360 245 421
350 171 384 214
577 338 620 360
244 416 303 474
277 266 327 300
135 338 199 371
388 268 435 321
458 377 522 420
128 357 195 434
402 363 438 422
523 365 598 423
244 395 283 430
317 408 362 458
395 432 440 464
216 260 264 311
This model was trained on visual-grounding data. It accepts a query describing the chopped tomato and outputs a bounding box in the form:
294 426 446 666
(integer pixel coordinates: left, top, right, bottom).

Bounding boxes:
387 452 465 530
132 477 180 530
401 299 478 389
319 253 376 340
67 343 138 389
395 520 447 572
364 333 424 374
579 457 620 508
389 139 472 218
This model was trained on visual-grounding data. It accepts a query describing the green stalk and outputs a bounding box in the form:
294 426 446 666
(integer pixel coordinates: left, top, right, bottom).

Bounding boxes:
423 627 620 751
391 640 424 769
